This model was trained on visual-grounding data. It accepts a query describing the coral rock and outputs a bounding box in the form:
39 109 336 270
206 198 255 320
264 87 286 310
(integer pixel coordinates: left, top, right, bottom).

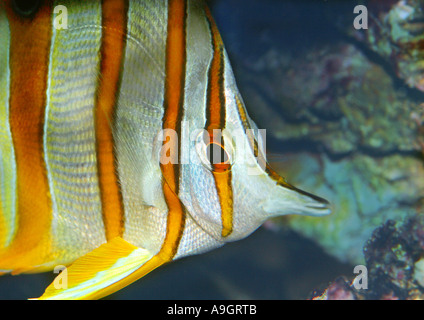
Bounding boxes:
310 217 424 300
352 0 424 92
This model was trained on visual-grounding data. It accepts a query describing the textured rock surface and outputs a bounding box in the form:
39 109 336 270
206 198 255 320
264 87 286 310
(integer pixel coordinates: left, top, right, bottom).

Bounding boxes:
239 42 423 155
310 217 424 300
350 0 424 92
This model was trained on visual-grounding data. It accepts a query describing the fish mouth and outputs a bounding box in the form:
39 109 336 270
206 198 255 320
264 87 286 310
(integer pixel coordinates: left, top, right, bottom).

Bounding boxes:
291 184 331 216
263 182 331 217
303 200 331 215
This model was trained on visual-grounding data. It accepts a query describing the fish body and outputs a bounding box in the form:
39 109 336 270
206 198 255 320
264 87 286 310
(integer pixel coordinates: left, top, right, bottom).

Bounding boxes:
0 0 330 299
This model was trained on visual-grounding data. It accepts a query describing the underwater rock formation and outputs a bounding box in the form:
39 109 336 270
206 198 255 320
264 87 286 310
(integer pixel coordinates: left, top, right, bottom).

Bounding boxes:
350 0 424 93
212 0 424 264
239 42 423 155
310 217 424 300
310 276 363 300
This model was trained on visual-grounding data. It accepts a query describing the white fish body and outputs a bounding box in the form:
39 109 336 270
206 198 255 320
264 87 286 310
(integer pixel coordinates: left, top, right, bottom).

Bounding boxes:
0 0 330 299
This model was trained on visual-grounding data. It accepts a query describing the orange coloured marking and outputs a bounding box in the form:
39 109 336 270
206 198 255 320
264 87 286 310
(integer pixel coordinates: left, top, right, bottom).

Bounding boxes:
234 96 329 207
0 0 53 269
234 95 294 189
212 170 233 237
204 5 225 131
95 0 128 240
204 5 233 238
159 0 187 260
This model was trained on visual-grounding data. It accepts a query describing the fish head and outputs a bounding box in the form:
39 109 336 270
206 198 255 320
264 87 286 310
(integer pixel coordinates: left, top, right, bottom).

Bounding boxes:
178 94 331 244
161 5 330 246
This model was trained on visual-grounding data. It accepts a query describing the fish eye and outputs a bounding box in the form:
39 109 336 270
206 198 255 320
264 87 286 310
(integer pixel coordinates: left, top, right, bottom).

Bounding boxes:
12 0 41 17
195 130 235 172
206 142 230 168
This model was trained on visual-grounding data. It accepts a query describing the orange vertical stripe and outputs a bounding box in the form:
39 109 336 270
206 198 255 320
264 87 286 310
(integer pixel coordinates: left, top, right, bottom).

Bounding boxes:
213 170 233 237
204 5 225 131
95 0 128 241
234 95 297 190
204 5 233 238
234 96 329 207
159 0 187 259
1 0 53 268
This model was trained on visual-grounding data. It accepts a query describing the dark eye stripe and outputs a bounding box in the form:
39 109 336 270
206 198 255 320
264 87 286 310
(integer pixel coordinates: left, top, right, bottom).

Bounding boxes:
203 4 233 238
12 0 41 17
207 142 230 166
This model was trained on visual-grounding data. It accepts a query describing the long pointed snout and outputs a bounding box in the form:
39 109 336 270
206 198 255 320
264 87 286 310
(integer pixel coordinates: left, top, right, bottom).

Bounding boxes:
262 182 331 217
290 184 331 215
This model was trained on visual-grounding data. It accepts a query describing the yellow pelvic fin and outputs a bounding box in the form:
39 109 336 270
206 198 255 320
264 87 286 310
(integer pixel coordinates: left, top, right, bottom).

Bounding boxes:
33 237 167 300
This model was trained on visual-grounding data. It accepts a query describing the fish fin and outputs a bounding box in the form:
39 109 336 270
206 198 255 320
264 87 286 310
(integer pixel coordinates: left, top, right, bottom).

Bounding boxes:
32 237 167 300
